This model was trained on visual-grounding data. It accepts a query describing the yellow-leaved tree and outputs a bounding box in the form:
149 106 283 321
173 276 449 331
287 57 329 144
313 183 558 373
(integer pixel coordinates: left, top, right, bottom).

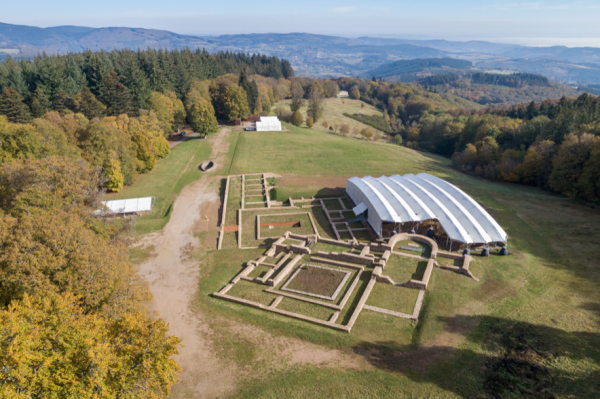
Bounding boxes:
223 84 250 122
0 293 181 398
148 91 175 133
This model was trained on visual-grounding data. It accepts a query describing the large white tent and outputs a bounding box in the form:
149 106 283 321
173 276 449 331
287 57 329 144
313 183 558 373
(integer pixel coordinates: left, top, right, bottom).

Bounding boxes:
346 173 507 246
256 116 282 131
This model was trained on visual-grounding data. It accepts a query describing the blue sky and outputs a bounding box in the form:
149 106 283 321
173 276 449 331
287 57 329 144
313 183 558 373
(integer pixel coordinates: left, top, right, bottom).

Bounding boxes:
3 0 600 47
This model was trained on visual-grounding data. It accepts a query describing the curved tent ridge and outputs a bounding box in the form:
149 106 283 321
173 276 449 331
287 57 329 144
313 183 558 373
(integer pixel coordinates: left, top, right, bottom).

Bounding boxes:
405 175 492 243
360 178 401 223
363 176 418 222
416 173 508 242
396 175 473 244
384 175 436 220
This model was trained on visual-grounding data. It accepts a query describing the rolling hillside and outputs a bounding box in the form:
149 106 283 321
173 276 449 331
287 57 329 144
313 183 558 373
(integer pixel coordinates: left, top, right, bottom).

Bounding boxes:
1 22 600 84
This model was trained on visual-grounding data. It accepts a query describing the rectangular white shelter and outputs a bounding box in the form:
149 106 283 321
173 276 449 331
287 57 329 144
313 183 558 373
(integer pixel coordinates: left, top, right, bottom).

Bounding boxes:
256 116 282 131
101 197 155 216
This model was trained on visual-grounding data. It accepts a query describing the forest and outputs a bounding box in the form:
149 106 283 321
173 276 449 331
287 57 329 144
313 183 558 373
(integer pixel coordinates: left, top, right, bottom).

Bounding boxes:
0 49 307 192
0 48 299 397
339 77 600 204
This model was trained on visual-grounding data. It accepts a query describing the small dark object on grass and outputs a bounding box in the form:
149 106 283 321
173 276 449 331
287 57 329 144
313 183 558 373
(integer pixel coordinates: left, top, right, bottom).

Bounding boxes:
199 161 215 172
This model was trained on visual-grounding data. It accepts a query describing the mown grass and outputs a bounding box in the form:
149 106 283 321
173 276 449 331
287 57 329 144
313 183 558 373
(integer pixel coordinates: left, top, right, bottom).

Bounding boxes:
281 97 388 139
384 256 428 283
183 122 600 398
259 213 315 238
105 137 212 234
229 123 450 177
366 284 421 315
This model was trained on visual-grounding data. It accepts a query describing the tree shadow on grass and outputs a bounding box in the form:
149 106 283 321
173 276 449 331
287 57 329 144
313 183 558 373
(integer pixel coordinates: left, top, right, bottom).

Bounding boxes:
352 315 600 398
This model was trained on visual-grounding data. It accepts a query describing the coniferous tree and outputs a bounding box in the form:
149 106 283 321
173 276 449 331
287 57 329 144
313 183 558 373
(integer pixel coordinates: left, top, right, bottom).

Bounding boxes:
74 87 105 119
83 52 108 96
29 87 52 118
0 87 32 123
120 57 150 111
99 71 132 116
63 56 87 97
51 89 75 112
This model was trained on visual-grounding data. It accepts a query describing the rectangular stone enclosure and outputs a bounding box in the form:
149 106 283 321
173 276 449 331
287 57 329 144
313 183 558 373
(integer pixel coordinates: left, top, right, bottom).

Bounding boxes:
282 264 351 301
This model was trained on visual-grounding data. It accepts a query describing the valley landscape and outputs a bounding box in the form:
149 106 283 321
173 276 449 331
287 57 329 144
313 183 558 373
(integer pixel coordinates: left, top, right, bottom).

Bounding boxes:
1 2 600 398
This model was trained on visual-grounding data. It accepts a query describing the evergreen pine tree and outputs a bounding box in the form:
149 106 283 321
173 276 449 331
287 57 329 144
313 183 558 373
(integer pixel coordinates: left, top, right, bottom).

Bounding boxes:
83 52 108 96
29 87 52 118
63 57 87 97
0 87 32 123
52 89 75 112
99 71 132 116
75 87 105 119
120 57 150 112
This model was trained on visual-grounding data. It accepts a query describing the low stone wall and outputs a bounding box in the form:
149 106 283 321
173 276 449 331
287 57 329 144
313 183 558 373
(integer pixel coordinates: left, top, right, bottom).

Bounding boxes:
290 244 310 255
398 258 435 290
268 254 302 287
213 292 349 332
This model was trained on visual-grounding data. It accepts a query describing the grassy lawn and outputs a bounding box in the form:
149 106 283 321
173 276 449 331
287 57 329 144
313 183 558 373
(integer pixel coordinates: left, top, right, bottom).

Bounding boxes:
280 97 388 139
259 213 316 238
105 136 212 234
276 297 335 321
393 239 432 258
168 121 600 398
229 123 449 177
384 256 428 283
366 284 421 315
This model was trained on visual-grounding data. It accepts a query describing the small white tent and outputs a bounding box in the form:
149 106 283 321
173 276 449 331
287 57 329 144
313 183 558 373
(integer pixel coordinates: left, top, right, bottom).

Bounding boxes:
256 116 282 131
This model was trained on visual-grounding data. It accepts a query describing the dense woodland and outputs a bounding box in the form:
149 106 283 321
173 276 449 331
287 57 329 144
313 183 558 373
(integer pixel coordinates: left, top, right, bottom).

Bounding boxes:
339 77 600 203
0 49 301 192
0 49 298 397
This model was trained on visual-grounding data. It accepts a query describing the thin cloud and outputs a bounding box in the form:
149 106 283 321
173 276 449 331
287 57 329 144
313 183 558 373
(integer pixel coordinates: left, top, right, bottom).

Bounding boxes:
332 6 356 13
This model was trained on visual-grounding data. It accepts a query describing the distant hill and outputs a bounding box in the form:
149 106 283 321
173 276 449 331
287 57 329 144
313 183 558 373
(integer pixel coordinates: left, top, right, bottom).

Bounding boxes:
361 58 473 81
0 22 208 56
1 22 600 84
415 72 581 106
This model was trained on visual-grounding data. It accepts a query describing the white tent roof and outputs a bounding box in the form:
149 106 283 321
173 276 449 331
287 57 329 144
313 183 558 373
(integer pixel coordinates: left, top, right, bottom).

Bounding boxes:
346 174 507 244
102 197 154 214
352 202 368 216
256 116 282 131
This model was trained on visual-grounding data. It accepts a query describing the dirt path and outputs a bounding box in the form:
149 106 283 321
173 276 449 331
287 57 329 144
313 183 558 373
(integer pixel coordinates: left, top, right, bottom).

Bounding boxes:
137 127 365 398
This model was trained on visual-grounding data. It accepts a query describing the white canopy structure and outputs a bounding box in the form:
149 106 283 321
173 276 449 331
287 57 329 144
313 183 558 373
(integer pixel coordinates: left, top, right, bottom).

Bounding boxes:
346 174 507 245
101 197 155 215
256 116 282 131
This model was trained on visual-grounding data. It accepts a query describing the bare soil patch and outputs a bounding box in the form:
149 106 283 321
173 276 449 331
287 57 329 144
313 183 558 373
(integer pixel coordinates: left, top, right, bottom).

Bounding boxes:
285 266 348 297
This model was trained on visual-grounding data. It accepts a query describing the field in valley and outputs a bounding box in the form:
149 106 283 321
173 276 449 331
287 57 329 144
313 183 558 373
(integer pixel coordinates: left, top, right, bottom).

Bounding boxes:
124 109 600 398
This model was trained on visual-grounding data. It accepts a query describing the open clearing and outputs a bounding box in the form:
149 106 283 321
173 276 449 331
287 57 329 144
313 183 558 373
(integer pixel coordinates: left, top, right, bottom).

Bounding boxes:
129 110 600 398
281 97 388 139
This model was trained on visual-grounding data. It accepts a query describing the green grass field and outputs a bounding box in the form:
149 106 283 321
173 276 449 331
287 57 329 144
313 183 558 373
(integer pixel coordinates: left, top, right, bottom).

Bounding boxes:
280 97 389 139
105 136 212 234
125 115 600 398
